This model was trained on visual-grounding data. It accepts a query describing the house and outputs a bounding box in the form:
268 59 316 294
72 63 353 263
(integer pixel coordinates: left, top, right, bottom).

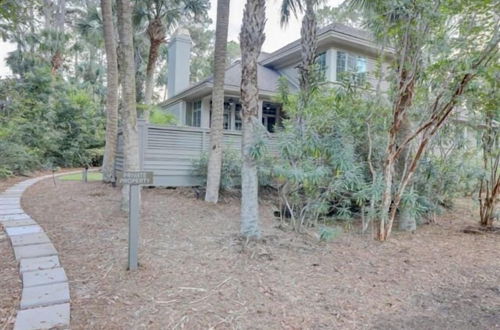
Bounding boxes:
116 23 393 186
160 23 392 132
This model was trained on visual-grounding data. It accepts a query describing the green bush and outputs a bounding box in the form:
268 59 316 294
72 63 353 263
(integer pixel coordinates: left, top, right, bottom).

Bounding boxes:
273 84 368 231
149 108 177 125
193 150 242 190
0 66 105 175
137 104 177 125
0 141 40 175
193 149 274 191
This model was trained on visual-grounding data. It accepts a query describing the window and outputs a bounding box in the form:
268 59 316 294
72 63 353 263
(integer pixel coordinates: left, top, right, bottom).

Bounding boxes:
262 103 278 133
235 104 242 130
223 102 231 130
336 51 367 83
192 100 201 127
316 52 327 76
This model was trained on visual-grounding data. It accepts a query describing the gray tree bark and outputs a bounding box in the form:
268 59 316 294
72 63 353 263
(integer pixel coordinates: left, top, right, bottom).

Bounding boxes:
298 0 318 95
117 0 141 211
239 0 266 238
397 118 417 231
101 0 119 183
205 0 231 203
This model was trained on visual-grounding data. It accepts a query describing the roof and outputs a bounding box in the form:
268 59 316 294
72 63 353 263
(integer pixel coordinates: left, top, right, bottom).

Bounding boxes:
160 23 387 107
160 59 297 107
206 60 289 93
261 23 388 68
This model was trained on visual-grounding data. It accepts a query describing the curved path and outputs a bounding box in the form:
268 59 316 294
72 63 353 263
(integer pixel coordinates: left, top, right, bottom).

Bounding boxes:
0 173 76 329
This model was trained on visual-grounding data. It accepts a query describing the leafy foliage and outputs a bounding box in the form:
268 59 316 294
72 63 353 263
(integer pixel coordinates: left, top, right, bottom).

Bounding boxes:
0 65 105 176
193 150 242 190
273 84 370 230
193 147 274 191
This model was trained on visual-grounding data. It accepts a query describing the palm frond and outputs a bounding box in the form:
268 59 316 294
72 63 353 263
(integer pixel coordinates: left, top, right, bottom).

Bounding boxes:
280 0 303 27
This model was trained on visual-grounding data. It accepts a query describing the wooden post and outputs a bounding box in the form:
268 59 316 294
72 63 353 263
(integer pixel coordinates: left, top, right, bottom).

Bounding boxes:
117 171 153 271
82 165 89 183
128 184 140 270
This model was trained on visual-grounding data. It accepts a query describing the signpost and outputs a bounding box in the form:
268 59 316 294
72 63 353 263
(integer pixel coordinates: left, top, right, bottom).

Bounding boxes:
117 171 153 270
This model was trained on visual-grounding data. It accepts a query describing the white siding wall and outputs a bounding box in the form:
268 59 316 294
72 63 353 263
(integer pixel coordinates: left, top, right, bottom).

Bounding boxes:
165 101 187 125
278 47 390 92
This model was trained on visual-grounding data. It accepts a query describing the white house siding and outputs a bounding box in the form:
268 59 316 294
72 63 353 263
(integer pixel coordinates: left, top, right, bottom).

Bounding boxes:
280 66 299 87
166 101 187 125
277 46 390 92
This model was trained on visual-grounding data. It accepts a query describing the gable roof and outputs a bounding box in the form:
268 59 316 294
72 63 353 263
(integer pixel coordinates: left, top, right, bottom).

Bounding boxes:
160 23 388 108
160 59 297 107
261 22 391 68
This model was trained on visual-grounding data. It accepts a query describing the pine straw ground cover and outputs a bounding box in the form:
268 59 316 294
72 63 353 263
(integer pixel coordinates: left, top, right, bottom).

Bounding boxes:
0 225 20 329
17 179 500 329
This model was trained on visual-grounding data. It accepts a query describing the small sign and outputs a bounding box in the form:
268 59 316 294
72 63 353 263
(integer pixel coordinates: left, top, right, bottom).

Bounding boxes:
117 171 153 271
117 171 153 185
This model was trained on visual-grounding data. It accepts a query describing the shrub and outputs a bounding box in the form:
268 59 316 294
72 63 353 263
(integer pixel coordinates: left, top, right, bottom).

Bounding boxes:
193 150 242 190
273 85 367 231
193 148 274 191
0 67 105 174
0 141 40 175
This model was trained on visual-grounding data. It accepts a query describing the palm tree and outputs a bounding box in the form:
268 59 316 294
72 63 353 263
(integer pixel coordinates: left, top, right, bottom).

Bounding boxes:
49 0 66 74
205 0 230 203
100 0 119 183
239 0 266 238
117 0 141 211
136 0 208 120
280 0 319 97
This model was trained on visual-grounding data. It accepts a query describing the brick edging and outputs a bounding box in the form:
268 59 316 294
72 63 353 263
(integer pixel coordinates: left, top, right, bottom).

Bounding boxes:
0 170 93 329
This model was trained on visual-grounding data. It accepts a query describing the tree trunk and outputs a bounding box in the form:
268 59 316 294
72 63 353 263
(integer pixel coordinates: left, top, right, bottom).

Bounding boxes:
117 0 141 211
51 0 66 74
101 0 119 183
479 111 499 227
239 0 266 238
299 0 318 95
144 17 166 121
396 71 417 232
205 0 230 203
378 150 395 241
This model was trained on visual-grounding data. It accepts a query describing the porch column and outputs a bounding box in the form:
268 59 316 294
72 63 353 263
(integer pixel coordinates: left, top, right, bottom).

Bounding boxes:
326 49 336 82
201 95 211 128
258 100 263 122
328 49 337 82
230 101 236 130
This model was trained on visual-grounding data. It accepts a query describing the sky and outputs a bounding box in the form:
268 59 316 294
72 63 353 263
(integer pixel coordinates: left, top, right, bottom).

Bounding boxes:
208 0 343 53
0 0 343 78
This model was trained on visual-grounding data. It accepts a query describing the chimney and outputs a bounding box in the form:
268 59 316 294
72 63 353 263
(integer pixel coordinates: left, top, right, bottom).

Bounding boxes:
167 27 192 98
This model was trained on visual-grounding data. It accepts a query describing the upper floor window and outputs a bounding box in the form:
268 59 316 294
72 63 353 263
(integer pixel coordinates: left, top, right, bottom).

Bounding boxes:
192 100 201 127
316 52 327 76
336 51 367 83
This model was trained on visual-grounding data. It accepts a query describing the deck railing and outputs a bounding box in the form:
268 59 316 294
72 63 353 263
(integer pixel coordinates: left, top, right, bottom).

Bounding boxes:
116 120 278 186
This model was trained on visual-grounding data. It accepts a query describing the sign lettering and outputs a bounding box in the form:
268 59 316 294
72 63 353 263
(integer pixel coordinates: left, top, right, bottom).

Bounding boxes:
117 171 154 185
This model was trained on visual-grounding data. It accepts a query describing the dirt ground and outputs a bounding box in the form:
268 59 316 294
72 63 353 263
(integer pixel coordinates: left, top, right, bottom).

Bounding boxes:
17 179 500 329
